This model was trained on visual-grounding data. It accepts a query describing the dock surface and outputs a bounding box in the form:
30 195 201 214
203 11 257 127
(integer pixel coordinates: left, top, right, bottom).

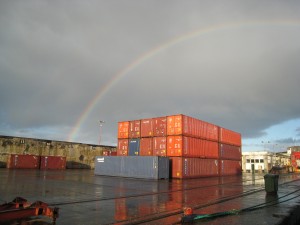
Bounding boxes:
1 169 300 224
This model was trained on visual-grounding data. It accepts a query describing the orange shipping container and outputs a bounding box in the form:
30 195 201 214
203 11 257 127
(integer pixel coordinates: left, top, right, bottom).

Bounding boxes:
219 127 241 146
219 160 242 176
141 118 153 137
167 114 218 141
219 143 241 160
167 135 219 158
153 117 167 137
140 138 153 156
170 157 219 179
117 139 128 156
153 137 167 156
129 120 141 138
118 121 129 139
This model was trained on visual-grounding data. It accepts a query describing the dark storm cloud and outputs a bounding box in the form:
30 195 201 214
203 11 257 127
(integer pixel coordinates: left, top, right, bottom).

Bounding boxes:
1 0 300 145
275 138 300 145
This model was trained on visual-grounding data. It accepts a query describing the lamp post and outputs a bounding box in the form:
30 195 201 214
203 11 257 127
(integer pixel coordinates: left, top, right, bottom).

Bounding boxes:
99 120 105 145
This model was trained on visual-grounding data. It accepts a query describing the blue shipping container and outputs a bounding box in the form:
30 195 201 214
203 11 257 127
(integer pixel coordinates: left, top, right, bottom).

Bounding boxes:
94 156 169 179
129 139 140 156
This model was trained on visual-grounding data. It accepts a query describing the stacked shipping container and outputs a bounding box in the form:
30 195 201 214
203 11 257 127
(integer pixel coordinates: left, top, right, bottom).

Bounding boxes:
117 114 242 178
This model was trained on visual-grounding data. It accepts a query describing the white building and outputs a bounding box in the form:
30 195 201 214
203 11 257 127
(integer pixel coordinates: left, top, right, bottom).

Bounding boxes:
242 151 291 173
242 151 274 173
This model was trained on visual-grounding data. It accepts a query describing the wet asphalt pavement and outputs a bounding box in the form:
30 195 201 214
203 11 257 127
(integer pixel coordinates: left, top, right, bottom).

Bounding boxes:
1 169 300 225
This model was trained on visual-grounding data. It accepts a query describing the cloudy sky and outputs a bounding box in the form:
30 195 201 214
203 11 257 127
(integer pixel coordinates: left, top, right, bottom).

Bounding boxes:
1 0 300 152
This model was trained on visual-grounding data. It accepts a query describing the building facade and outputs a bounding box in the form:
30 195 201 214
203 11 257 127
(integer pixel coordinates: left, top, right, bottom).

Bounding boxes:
242 151 291 173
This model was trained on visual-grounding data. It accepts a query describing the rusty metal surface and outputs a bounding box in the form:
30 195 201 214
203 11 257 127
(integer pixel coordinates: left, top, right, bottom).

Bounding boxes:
40 156 66 170
1 169 300 225
7 154 40 169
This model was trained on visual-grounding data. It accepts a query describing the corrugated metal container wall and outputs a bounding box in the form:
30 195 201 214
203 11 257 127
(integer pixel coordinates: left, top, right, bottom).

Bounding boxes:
129 139 140 156
7 154 40 169
219 160 242 176
167 114 183 136
141 118 153 137
118 121 129 139
140 138 153 156
291 152 300 169
94 156 169 179
219 127 241 146
219 144 241 160
167 115 218 141
167 135 219 158
129 120 141 138
111 151 117 156
40 156 66 170
153 117 167 137
291 152 300 160
169 157 219 179
117 139 128 156
103 150 110 156
153 137 167 156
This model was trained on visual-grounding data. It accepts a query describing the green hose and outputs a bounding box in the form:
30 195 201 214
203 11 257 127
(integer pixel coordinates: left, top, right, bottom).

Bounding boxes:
193 209 239 220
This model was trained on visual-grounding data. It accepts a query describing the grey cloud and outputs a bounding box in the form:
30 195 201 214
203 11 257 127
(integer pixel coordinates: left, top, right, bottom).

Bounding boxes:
1 1 300 145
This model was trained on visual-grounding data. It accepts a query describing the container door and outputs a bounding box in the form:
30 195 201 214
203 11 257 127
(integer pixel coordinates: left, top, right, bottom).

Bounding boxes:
129 139 140 156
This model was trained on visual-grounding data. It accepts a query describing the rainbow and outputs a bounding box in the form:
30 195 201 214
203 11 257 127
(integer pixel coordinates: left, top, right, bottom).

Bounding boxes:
67 20 300 142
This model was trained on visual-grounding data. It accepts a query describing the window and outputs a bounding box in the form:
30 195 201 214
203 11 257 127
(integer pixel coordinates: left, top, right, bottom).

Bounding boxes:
251 159 254 163
260 159 264 163
246 159 250 163
255 159 259 163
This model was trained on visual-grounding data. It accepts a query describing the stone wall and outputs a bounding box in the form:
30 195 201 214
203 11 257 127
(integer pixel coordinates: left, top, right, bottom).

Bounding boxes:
0 135 116 169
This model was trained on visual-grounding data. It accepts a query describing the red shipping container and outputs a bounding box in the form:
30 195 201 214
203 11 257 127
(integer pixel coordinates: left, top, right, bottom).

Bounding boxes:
103 150 117 156
153 117 167 137
129 120 141 138
103 150 110 156
291 152 300 169
140 137 153 156
40 156 66 170
118 121 129 139
167 135 219 158
141 118 153 137
7 154 40 169
110 151 117 156
153 137 167 156
169 157 219 179
291 152 300 160
117 139 128 156
219 127 241 146
167 114 218 141
219 160 242 176
219 143 241 160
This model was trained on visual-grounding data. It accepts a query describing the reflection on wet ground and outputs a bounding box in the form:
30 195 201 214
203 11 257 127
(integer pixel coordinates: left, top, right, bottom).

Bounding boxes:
1 169 300 225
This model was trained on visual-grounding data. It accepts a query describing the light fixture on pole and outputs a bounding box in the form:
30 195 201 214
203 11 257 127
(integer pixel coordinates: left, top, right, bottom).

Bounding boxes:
99 120 105 145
